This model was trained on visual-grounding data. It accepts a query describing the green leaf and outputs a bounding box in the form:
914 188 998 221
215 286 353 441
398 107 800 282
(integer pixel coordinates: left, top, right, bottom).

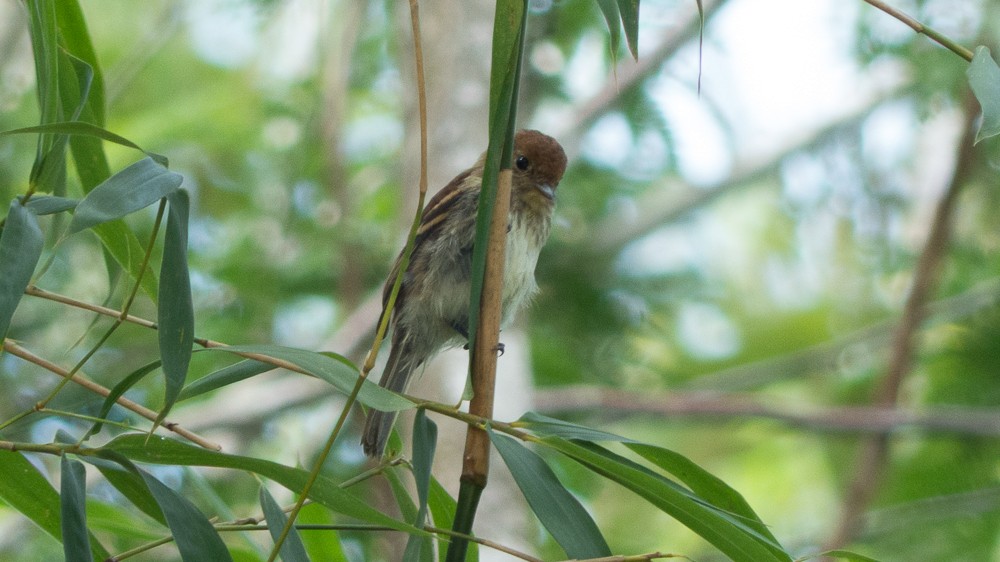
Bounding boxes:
178 359 276 401
53 0 105 126
259 485 310 562
540 436 791 562
797 550 882 562
0 122 168 166
132 463 234 562
403 410 437 562
204 345 413 412
84 457 166 525
617 0 640 60
0 451 110 560
92 219 159 300
0 200 44 341
23 195 78 215
517 411 631 442
489 430 611 559
67 157 182 235
103 434 424 535
626 443 785 553
595 0 622 58
60 455 93 562
25 0 60 176
82 359 161 441
156 190 194 426
968 46 1000 143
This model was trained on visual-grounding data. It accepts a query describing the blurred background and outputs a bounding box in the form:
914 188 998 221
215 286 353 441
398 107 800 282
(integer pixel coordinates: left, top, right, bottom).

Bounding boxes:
1 0 999 560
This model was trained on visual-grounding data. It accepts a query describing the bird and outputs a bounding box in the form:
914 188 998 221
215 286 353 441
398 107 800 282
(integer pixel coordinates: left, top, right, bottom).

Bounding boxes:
361 129 567 458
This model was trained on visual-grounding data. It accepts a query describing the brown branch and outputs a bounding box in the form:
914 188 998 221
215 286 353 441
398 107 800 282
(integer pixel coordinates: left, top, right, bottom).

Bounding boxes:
533 386 1000 436
825 96 981 549
1 340 220 450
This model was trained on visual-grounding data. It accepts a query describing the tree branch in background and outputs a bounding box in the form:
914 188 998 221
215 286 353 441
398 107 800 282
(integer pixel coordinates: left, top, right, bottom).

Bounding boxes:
825 95 980 549
533 386 1000 436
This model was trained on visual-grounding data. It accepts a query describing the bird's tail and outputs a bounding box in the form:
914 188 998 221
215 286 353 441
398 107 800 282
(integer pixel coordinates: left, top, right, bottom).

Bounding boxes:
361 334 422 457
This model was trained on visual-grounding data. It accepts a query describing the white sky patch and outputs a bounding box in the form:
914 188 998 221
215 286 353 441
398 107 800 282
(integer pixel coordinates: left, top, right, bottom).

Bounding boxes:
677 301 741 360
185 0 261 68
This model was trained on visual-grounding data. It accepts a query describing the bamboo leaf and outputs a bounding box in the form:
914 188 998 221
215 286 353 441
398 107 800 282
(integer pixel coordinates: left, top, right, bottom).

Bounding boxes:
403 410 437 561
517 411 632 442
968 46 1000 143
489 430 611 558
617 0 640 60
260 485 310 562
540 436 791 562
60 455 93 562
103 434 424 535
156 190 194 427
67 157 182 235
204 345 413 412
178 359 275 401
0 200 44 341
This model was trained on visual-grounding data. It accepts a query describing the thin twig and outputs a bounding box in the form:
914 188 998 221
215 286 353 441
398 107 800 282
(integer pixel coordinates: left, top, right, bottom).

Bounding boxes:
0 340 220 450
862 0 974 61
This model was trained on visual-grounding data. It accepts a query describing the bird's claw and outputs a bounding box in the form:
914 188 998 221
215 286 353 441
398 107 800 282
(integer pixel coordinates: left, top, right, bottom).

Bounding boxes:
461 342 505 356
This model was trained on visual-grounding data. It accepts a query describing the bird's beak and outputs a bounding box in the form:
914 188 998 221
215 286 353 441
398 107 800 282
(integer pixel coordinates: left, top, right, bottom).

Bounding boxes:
536 183 556 200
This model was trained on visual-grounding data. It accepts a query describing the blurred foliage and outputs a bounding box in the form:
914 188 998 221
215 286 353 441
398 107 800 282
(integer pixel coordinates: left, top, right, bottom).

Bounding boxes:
1 0 999 560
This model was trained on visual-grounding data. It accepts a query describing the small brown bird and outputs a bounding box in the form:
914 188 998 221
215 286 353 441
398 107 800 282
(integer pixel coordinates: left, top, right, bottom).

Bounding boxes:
361 129 567 457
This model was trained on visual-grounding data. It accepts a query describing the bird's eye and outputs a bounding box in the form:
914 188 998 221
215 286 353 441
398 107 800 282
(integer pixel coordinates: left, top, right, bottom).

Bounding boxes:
515 155 529 170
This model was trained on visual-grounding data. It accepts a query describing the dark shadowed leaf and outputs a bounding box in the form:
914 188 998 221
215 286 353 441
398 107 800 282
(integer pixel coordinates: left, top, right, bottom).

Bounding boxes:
82 359 161 441
489 429 611 559
617 0 640 60
156 190 194 427
595 0 622 58
0 200 44 340
67 157 182 235
82 456 165 525
60 455 93 562
260 485 310 562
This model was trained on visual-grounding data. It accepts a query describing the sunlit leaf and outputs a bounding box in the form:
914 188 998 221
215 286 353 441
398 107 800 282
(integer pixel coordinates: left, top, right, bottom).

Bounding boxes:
490 430 611 558
968 46 1000 143
0 200 44 341
60 455 93 562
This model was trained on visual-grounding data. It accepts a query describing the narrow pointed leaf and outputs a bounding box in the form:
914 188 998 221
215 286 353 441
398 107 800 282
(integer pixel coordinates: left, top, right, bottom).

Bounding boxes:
204 345 412 412
93 220 158 299
0 200 44 340
260 485 310 562
617 0 640 60
403 410 437 561
60 455 93 562
134 465 233 562
518 411 632 442
968 46 1000 143
24 195 78 215
82 359 161 441
595 0 622 58
83 456 165 525
540 436 790 562
103 434 425 535
67 157 182 235
0 122 167 166
489 430 611 558
178 359 275 401
428 477 479 562
156 190 193 426
0 450 110 560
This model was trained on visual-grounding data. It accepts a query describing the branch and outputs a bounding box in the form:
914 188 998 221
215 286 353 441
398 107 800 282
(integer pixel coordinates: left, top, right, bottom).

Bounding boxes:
862 0 974 61
1 340 220 450
826 95 981 549
533 386 1000 436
